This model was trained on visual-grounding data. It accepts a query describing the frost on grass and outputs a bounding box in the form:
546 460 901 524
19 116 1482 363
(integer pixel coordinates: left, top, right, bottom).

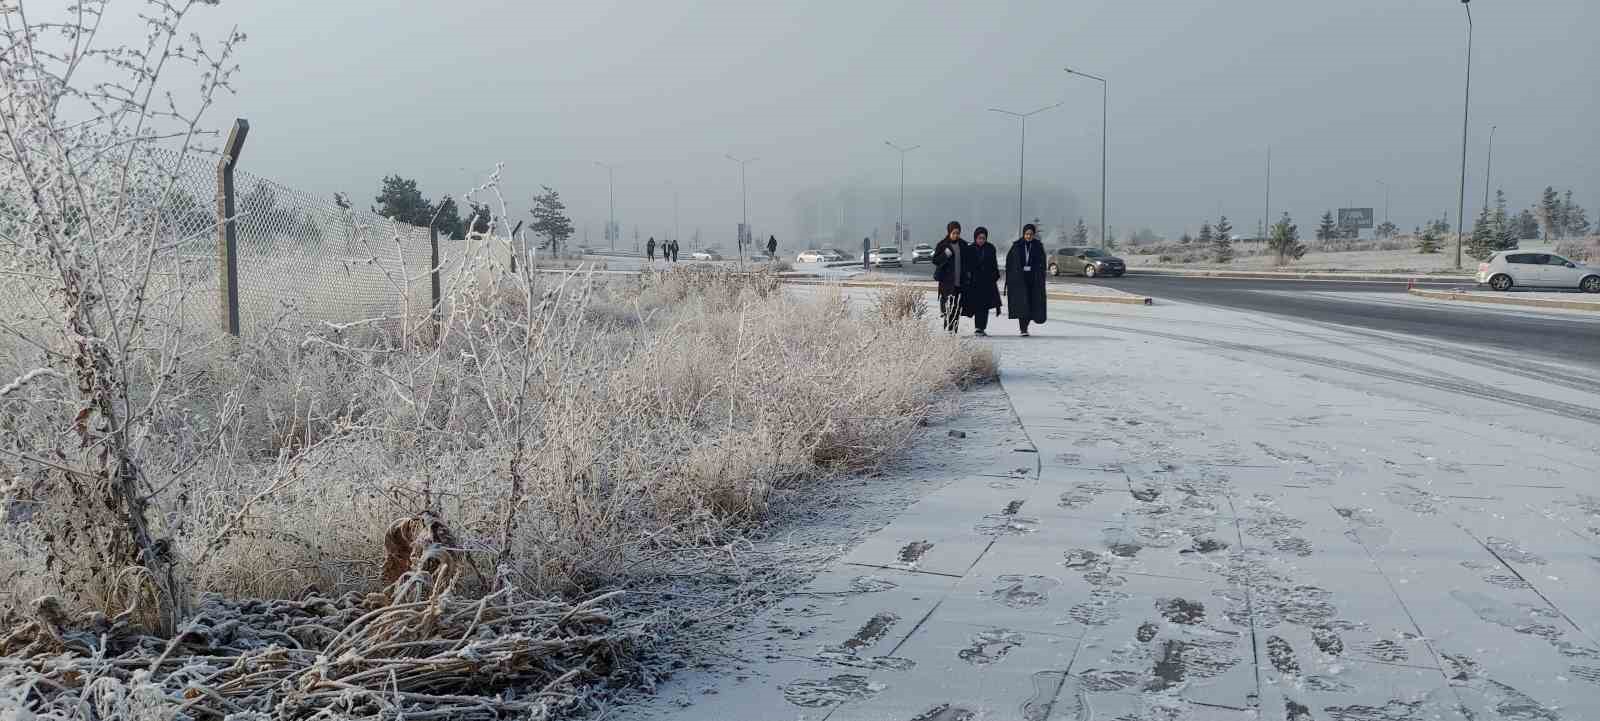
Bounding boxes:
0 2 996 716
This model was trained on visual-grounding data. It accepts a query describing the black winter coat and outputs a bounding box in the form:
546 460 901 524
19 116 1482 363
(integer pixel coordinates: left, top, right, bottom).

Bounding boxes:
961 241 1002 316
931 238 967 293
1005 238 1048 323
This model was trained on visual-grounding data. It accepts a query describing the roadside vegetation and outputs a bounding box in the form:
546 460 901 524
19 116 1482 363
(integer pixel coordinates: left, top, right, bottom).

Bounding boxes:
0 4 996 717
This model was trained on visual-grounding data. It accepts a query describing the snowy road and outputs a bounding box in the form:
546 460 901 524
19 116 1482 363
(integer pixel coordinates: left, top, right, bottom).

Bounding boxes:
631 293 1600 721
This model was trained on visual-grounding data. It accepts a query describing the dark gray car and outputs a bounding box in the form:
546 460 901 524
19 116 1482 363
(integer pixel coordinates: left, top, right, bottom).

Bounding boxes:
1050 247 1126 278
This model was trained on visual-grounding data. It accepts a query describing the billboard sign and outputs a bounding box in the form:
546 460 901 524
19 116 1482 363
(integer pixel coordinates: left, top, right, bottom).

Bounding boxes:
1338 208 1375 229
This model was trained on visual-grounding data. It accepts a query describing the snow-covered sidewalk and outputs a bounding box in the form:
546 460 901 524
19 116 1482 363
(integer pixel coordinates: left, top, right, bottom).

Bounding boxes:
629 295 1600 721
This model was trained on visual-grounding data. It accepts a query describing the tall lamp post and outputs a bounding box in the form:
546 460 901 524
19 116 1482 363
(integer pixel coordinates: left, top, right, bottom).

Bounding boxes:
1377 179 1391 229
1483 124 1496 212
1065 67 1108 249
988 102 1063 240
725 153 757 270
1454 0 1473 270
594 161 618 252
884 140 920 251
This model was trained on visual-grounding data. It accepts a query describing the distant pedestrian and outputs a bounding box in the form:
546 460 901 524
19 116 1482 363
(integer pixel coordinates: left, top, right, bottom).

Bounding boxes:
932 221 967 334
962 227 1002 336
767 235 778 258
647 237 657 262
862 236 872 271
1006 223 1048 336
670 239 679 262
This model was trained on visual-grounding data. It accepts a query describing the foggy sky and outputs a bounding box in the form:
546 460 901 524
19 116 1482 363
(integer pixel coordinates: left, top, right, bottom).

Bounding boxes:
159 0 1597 244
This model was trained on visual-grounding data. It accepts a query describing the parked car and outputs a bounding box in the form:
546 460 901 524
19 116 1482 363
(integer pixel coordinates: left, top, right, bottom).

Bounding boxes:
691 249 723 261
869 247 903 268
1050 247 1126 277
910 244 935 264
824 248 853 261
1478 251 1600 293
796 249 826 263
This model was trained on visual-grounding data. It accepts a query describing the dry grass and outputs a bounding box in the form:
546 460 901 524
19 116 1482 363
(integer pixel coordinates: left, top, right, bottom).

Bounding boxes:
870 284 930 322
0 262 993 716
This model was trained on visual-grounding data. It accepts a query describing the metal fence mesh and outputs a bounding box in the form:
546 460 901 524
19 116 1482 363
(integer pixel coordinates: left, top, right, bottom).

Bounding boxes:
1 143 462 345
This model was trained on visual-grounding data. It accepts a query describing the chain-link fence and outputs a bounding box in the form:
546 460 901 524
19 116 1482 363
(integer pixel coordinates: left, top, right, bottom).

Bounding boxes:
0 123 537 348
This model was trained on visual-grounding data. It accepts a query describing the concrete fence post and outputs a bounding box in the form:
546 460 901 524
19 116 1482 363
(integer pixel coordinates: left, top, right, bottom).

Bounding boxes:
430 225 442 341
215 118 249 336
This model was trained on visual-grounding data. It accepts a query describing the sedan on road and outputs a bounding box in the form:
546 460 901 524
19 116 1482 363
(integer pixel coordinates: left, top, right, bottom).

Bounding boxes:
1478 251 1600 293
869 247 903 268
1050 247 1126 278
690 250 723 261
910 244 935 264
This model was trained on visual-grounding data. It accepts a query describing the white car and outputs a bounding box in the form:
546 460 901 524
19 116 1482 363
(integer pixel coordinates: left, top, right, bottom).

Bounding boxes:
910 244 935 263
869 247 903 268
1477 251 1600 293
796 249 827 263
691 250 723 261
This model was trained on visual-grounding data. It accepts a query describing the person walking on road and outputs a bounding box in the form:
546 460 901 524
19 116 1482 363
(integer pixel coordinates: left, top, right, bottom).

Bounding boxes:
668 239 678 263
862 236 872 271
767 235 778 259
963 227 1002 336
646 237 657 263
932 221 967 334
1005 223 1048 336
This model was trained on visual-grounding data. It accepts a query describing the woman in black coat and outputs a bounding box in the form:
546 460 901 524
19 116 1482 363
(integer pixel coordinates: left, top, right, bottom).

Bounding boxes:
960 227 1003 336
1005 224 1048 336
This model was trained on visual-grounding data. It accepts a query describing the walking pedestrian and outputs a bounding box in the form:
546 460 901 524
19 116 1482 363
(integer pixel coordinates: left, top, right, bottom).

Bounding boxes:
672 239 680 262
962 227 1002 336
647 237 657 263
932 221 967 334
767 235 778 259
1005 223 1048 336
862 236 872 271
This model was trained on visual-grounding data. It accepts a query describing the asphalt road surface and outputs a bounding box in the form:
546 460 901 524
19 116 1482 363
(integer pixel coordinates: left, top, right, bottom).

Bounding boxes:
884 264 1600 373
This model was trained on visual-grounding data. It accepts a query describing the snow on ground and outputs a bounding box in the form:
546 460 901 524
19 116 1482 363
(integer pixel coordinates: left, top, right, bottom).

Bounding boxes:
623 289 1600 721
1126 240 1568 274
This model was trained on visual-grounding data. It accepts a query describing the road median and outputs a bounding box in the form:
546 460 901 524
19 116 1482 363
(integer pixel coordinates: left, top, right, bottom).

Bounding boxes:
1408 288 1600 312
1127 267 1475 283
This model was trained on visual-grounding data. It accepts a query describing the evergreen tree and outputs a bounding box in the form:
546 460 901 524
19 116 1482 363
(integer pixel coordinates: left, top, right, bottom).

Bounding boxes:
529 186 575 254
1464 206 1495 259
1212 215 1234 263
1070 217 1089 245
1316 211 1337 241
1538 186 1562 240
1375 221 1398 240
1416 224 1442 254
1514 209 1540 240
1568 203 1592 238
431 195 465 239
373 175 433 227
1198 222 1214 246
467 202 493 235
1267 212 1306 264
333 192 352 210
1180 232 1194 246
1491 190 1517 250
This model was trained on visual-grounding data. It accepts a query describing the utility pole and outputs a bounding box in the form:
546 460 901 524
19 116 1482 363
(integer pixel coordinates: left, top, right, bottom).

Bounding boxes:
884 141 920 252
1454 0 1473 270
988 102 1062 240
1483 124 1496 213
1065 67 1109 249
726 154 758 271
1264 146 1272 242
594 161 618 252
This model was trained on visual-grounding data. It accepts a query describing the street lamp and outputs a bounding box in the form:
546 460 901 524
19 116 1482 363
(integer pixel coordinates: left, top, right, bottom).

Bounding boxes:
594 161 618 251
1454 0 1472 270
1483 124 1496 213
988 102 1063 240
1377 179 1391 228
884 141 920 251
725 153 758 270
1065 67 1108 249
